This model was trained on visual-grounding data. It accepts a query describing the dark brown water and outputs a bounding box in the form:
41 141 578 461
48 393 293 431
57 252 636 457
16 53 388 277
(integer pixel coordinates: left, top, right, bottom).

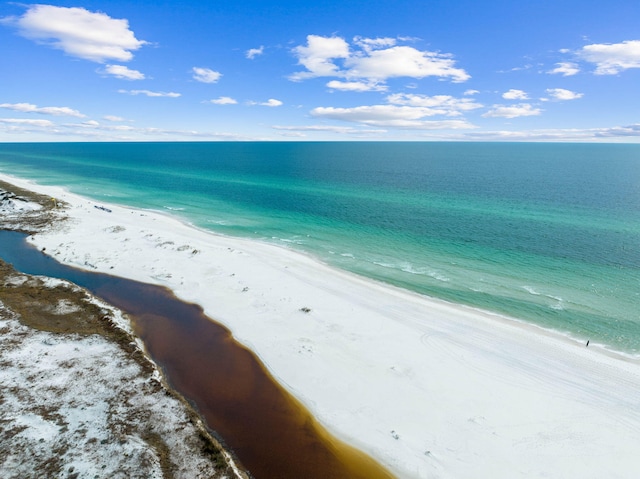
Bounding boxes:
0 231 395 479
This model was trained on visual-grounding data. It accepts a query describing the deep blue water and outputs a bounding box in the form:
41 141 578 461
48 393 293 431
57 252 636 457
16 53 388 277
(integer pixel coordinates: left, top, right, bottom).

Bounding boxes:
1 142 639 354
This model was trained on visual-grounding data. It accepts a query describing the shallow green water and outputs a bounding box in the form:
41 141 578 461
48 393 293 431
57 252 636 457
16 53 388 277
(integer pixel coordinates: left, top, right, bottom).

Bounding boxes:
1 141 639 353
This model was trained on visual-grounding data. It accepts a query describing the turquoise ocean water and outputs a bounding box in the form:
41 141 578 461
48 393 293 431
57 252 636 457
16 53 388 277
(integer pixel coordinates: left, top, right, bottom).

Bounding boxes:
1 142 639 354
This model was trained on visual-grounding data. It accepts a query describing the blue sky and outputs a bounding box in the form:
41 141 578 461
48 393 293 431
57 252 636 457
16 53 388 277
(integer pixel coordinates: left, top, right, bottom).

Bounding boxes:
1 0 639 141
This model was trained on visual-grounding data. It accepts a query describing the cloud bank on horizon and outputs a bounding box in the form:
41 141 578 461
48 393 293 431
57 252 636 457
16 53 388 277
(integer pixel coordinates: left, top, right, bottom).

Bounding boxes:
1 1 639 141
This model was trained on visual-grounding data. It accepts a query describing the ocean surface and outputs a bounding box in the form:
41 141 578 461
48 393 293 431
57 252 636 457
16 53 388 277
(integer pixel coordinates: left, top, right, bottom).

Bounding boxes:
1 142 639 354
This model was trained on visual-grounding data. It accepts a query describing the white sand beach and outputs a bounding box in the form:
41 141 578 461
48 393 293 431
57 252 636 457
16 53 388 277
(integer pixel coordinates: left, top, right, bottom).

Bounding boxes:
3 173 640 479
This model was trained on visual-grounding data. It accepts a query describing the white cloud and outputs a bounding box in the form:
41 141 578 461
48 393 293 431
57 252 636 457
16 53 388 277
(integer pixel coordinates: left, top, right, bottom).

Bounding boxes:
118 90 181 98
277 131 307 138
247 99 283 107
502 89 529 100
103 65 145 80
4 5 146 63
0 117 253 140
103 115 125 122
548 62 580 76
595 123 640 137
386 93 483 115
106 124 135 131
246 46 264 59
464 89 480 96
482 103 542 119
261 99 283 107
311 105 475 129
273 125 387 135
312 105 434 122
545 88 583 101
346 45 470 83
291 35 470 85
307 90 481 130
460 124 640 141
0 102 85 117
206 97 238 105
0 118 54 127
508 64 533 72
192 67 222 83
578 40 640 74
353 36 397 52
290 35 350 80
326 80 387 92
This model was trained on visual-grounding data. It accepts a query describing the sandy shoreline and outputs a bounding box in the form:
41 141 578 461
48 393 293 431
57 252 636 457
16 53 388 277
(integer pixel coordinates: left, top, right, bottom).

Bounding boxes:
0 230 245 475
3 172 640 479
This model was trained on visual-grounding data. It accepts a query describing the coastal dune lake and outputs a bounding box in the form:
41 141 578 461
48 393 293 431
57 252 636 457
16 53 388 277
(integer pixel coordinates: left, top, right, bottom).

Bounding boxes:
0 230 394 479
1 141 639 355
